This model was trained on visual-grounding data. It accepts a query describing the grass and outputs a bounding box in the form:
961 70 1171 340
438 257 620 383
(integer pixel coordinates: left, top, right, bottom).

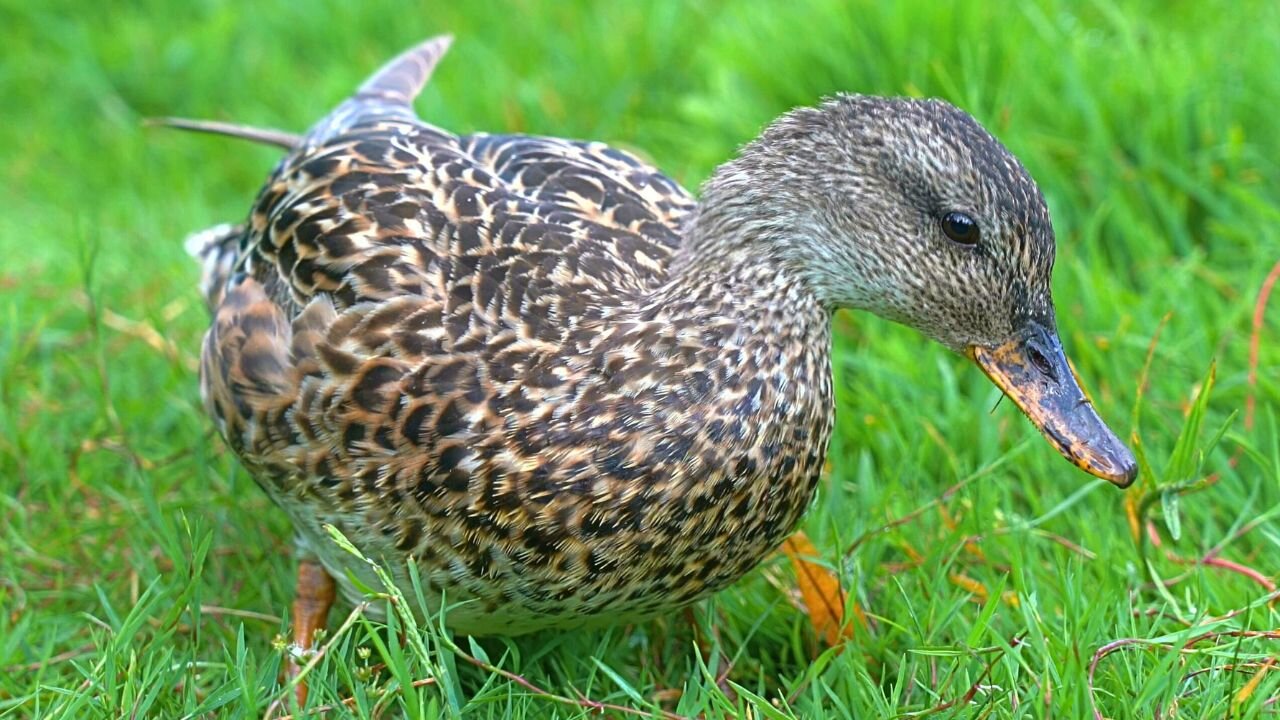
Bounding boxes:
1 0 1278 717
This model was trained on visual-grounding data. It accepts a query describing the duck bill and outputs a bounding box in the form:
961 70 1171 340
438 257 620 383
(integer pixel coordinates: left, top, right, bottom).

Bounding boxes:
967 325 1138 487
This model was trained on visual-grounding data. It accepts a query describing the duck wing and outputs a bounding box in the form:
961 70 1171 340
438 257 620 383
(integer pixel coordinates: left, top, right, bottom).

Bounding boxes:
198 36 695 493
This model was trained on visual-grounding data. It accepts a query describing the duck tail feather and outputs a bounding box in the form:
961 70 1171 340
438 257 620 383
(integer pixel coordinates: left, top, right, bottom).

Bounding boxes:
355 34 454 106
184 223 246 313
146 117 301 150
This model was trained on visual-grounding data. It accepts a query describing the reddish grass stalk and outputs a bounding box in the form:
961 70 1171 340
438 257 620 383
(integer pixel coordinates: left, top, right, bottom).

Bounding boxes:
451 646 689 720
1089 629 1280 719
904 637 1022 717
1246 260 1280 432
274 677 437 720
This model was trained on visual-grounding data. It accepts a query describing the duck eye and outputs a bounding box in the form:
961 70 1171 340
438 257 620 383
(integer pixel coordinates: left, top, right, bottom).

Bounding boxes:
941 211 980 245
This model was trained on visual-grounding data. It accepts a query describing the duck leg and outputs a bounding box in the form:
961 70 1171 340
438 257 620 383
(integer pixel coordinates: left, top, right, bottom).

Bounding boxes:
290 557 335 706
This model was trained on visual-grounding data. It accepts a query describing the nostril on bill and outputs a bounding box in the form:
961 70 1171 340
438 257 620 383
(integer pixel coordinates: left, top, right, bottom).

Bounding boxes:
1027 345 1055 380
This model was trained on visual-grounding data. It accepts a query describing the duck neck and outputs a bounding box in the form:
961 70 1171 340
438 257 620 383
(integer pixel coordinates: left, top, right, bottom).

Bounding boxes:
639 206 836 552
653 202 834 363
664 154 847 315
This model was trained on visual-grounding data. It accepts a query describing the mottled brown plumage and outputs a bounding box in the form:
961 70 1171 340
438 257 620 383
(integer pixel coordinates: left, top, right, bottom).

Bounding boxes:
184 36 1135 635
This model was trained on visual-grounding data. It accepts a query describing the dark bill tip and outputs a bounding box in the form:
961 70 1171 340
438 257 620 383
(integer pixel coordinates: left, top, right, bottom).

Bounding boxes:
967 327 1137 488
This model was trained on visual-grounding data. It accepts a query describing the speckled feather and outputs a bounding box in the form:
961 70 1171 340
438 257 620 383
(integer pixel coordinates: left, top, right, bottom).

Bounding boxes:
192 36 1057 633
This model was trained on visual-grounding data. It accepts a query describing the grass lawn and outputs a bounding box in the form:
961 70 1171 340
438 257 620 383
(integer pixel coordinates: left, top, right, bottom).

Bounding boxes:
2 1 1279 717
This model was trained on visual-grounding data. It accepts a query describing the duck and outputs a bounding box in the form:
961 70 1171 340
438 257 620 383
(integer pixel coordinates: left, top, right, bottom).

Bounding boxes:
174 35 1137 658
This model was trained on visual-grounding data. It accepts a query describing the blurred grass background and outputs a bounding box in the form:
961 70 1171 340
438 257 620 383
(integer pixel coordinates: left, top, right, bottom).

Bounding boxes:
1 0 1278 717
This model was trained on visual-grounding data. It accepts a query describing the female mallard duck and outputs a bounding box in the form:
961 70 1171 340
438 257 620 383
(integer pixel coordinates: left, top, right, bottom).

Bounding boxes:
181 36 1136 649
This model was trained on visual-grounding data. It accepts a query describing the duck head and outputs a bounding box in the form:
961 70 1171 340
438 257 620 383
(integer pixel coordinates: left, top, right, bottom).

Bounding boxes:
696 94 1137 486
